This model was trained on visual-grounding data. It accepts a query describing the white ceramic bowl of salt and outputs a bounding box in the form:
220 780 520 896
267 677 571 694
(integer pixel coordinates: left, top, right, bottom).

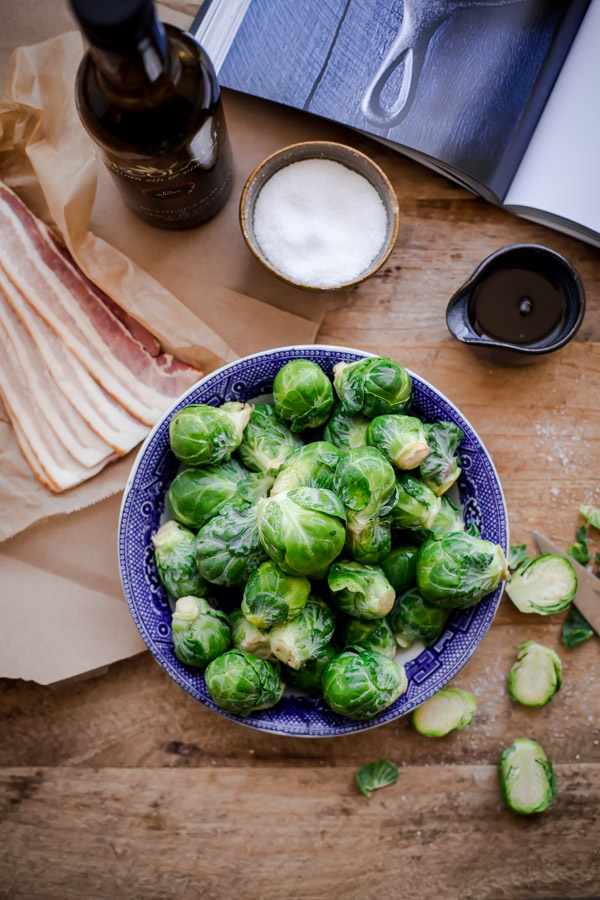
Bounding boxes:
239 141 399 291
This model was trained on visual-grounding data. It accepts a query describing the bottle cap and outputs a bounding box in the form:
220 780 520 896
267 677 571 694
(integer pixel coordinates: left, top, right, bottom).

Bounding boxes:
69 0 156 51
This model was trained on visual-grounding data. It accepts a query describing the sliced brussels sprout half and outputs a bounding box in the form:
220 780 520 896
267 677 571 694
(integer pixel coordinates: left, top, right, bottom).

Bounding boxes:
335 614 397 658
417 532 508 609
344 515 392 565
328 560 395 619
419 421 463 496
229 609 273 660
380 543 419 593
388 587 449 648
322 403 370 451
257 487 347 578
508 641 562 707
270 596 336 670
355 759 398 798
270 441 341 495
412 688 477 737
322 647 407 720
242 560 310 629
283 643 337 694
237 403 302 473
333 447 398 525
195 501 267 587
204 649 284 715
508 544 529 573
579 504 600 530
561 607 594 648
168 458 249 530
505 554 577 615
498 738 557 815
333 357 413 418
171 596 230 668
366 414 429 470
169 402 252 466
152 520 209 600
272 359 334 432
390 473 441 531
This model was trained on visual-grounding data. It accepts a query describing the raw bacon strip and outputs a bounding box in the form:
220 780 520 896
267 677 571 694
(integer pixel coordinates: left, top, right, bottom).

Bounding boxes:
0 266 149 454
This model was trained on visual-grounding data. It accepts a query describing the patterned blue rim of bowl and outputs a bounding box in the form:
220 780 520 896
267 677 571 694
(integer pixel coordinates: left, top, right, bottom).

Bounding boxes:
118 345 509 737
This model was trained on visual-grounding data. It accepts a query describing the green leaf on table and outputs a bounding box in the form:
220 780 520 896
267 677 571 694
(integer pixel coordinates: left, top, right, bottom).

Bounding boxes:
595 551 600 566
580 505 600 530
566 525 590 566
508 544 529 573
355 759 399 798
561 607 595 648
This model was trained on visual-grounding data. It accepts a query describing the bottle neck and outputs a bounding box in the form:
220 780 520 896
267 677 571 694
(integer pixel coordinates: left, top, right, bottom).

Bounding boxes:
89 17 172 96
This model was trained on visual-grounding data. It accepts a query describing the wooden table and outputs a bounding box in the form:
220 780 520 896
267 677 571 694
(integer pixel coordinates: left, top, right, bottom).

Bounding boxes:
1 18 600 899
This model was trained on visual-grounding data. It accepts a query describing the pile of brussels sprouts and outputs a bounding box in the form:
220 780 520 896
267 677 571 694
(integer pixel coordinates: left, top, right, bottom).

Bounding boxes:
152 356 508 720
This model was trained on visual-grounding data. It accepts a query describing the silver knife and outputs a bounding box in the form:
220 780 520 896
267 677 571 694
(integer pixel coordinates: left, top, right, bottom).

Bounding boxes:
534 531 600 635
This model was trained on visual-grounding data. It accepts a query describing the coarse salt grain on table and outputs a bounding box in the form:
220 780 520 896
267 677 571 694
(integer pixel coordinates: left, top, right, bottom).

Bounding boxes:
252 158 388 288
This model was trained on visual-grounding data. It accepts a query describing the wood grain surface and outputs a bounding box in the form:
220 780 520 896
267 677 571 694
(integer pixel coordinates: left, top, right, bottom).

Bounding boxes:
1 21 600 900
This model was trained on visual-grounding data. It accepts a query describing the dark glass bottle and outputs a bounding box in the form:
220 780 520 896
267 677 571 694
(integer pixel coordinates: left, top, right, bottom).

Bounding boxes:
70 0 233 229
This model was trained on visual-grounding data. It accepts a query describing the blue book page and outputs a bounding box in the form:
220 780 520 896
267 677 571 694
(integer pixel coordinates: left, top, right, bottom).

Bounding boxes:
217 0 589 200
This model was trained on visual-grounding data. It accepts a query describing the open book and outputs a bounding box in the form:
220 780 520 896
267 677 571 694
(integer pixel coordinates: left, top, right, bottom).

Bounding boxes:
191 0 600 248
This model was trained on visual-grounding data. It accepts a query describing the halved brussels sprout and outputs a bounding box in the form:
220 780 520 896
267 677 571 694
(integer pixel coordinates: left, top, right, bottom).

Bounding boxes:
195 501 267 587
323 403 370 451
273 359 334 432
283 643 337 693
561 607 594 648
237 403 302 473
417 532 508 609
270 596 336 669
333 357 413 418
345 515 392 565
152 520 209 600
335 614 397 658
412 688 477 737
390 473 441 530
498 738 557 814
322 647 407 719
579 504 600 530
168 459 249 529
388 587 449 648
169 402 252 466
257 487 347 578
508 641 562 707
328 560 395 619
171 596 230 668
380 543 419 593
229 608 273 660
505 554 577 615
242 560 310 629
419 422 463 496
366 414 429 470
333 447 398 525
204 648 284 715
270 442 341 495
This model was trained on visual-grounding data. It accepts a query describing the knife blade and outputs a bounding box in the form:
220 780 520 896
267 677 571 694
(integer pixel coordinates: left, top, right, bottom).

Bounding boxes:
533 531 600 635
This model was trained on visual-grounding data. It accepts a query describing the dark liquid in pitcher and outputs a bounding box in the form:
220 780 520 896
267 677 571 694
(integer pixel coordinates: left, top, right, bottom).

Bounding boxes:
469 267 567 346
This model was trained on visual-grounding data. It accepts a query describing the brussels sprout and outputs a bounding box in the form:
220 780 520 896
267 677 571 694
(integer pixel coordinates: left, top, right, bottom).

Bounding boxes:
566 525 590 566
168 459 249 529
322 403 370 451
270 596 336 669
169 402 252 466
562 607 594 648
333 357 413 418
195 501 267 587
419 422 463 496
171 596 231 668
328 560 395 619
272 359 334 432
257 487 347 578
417 532 508 609
355 759 398 798
498 738 557 814
283 643 337 693
508 544 529 572
366 414 429 470
237 403 302 473
322 647 407 719
429 496 465 537
388 587 449 648
152 520 209 600
345 515 392 565
205 649 284 715
333 447 398 525
579 504 600 530
390 473 441 530
229 609 273 660
270 442 341 495
380 543 419 593
412 688 477 737
241 560 310 629
505 554 577 615
335 614 397 658
508 641 562 707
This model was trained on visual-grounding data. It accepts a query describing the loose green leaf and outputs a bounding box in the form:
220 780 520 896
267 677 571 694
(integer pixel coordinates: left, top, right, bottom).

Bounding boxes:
595 552 600 566
508 544 529 573
355 759 399 798
561 607 595 648
579 504 600 530
566 524 590 566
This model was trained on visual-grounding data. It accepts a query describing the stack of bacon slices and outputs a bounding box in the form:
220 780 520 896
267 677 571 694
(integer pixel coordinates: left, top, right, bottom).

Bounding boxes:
0 181 202 492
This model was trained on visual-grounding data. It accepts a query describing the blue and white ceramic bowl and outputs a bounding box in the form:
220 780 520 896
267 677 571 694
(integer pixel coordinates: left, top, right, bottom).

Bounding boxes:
119 345 508 737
